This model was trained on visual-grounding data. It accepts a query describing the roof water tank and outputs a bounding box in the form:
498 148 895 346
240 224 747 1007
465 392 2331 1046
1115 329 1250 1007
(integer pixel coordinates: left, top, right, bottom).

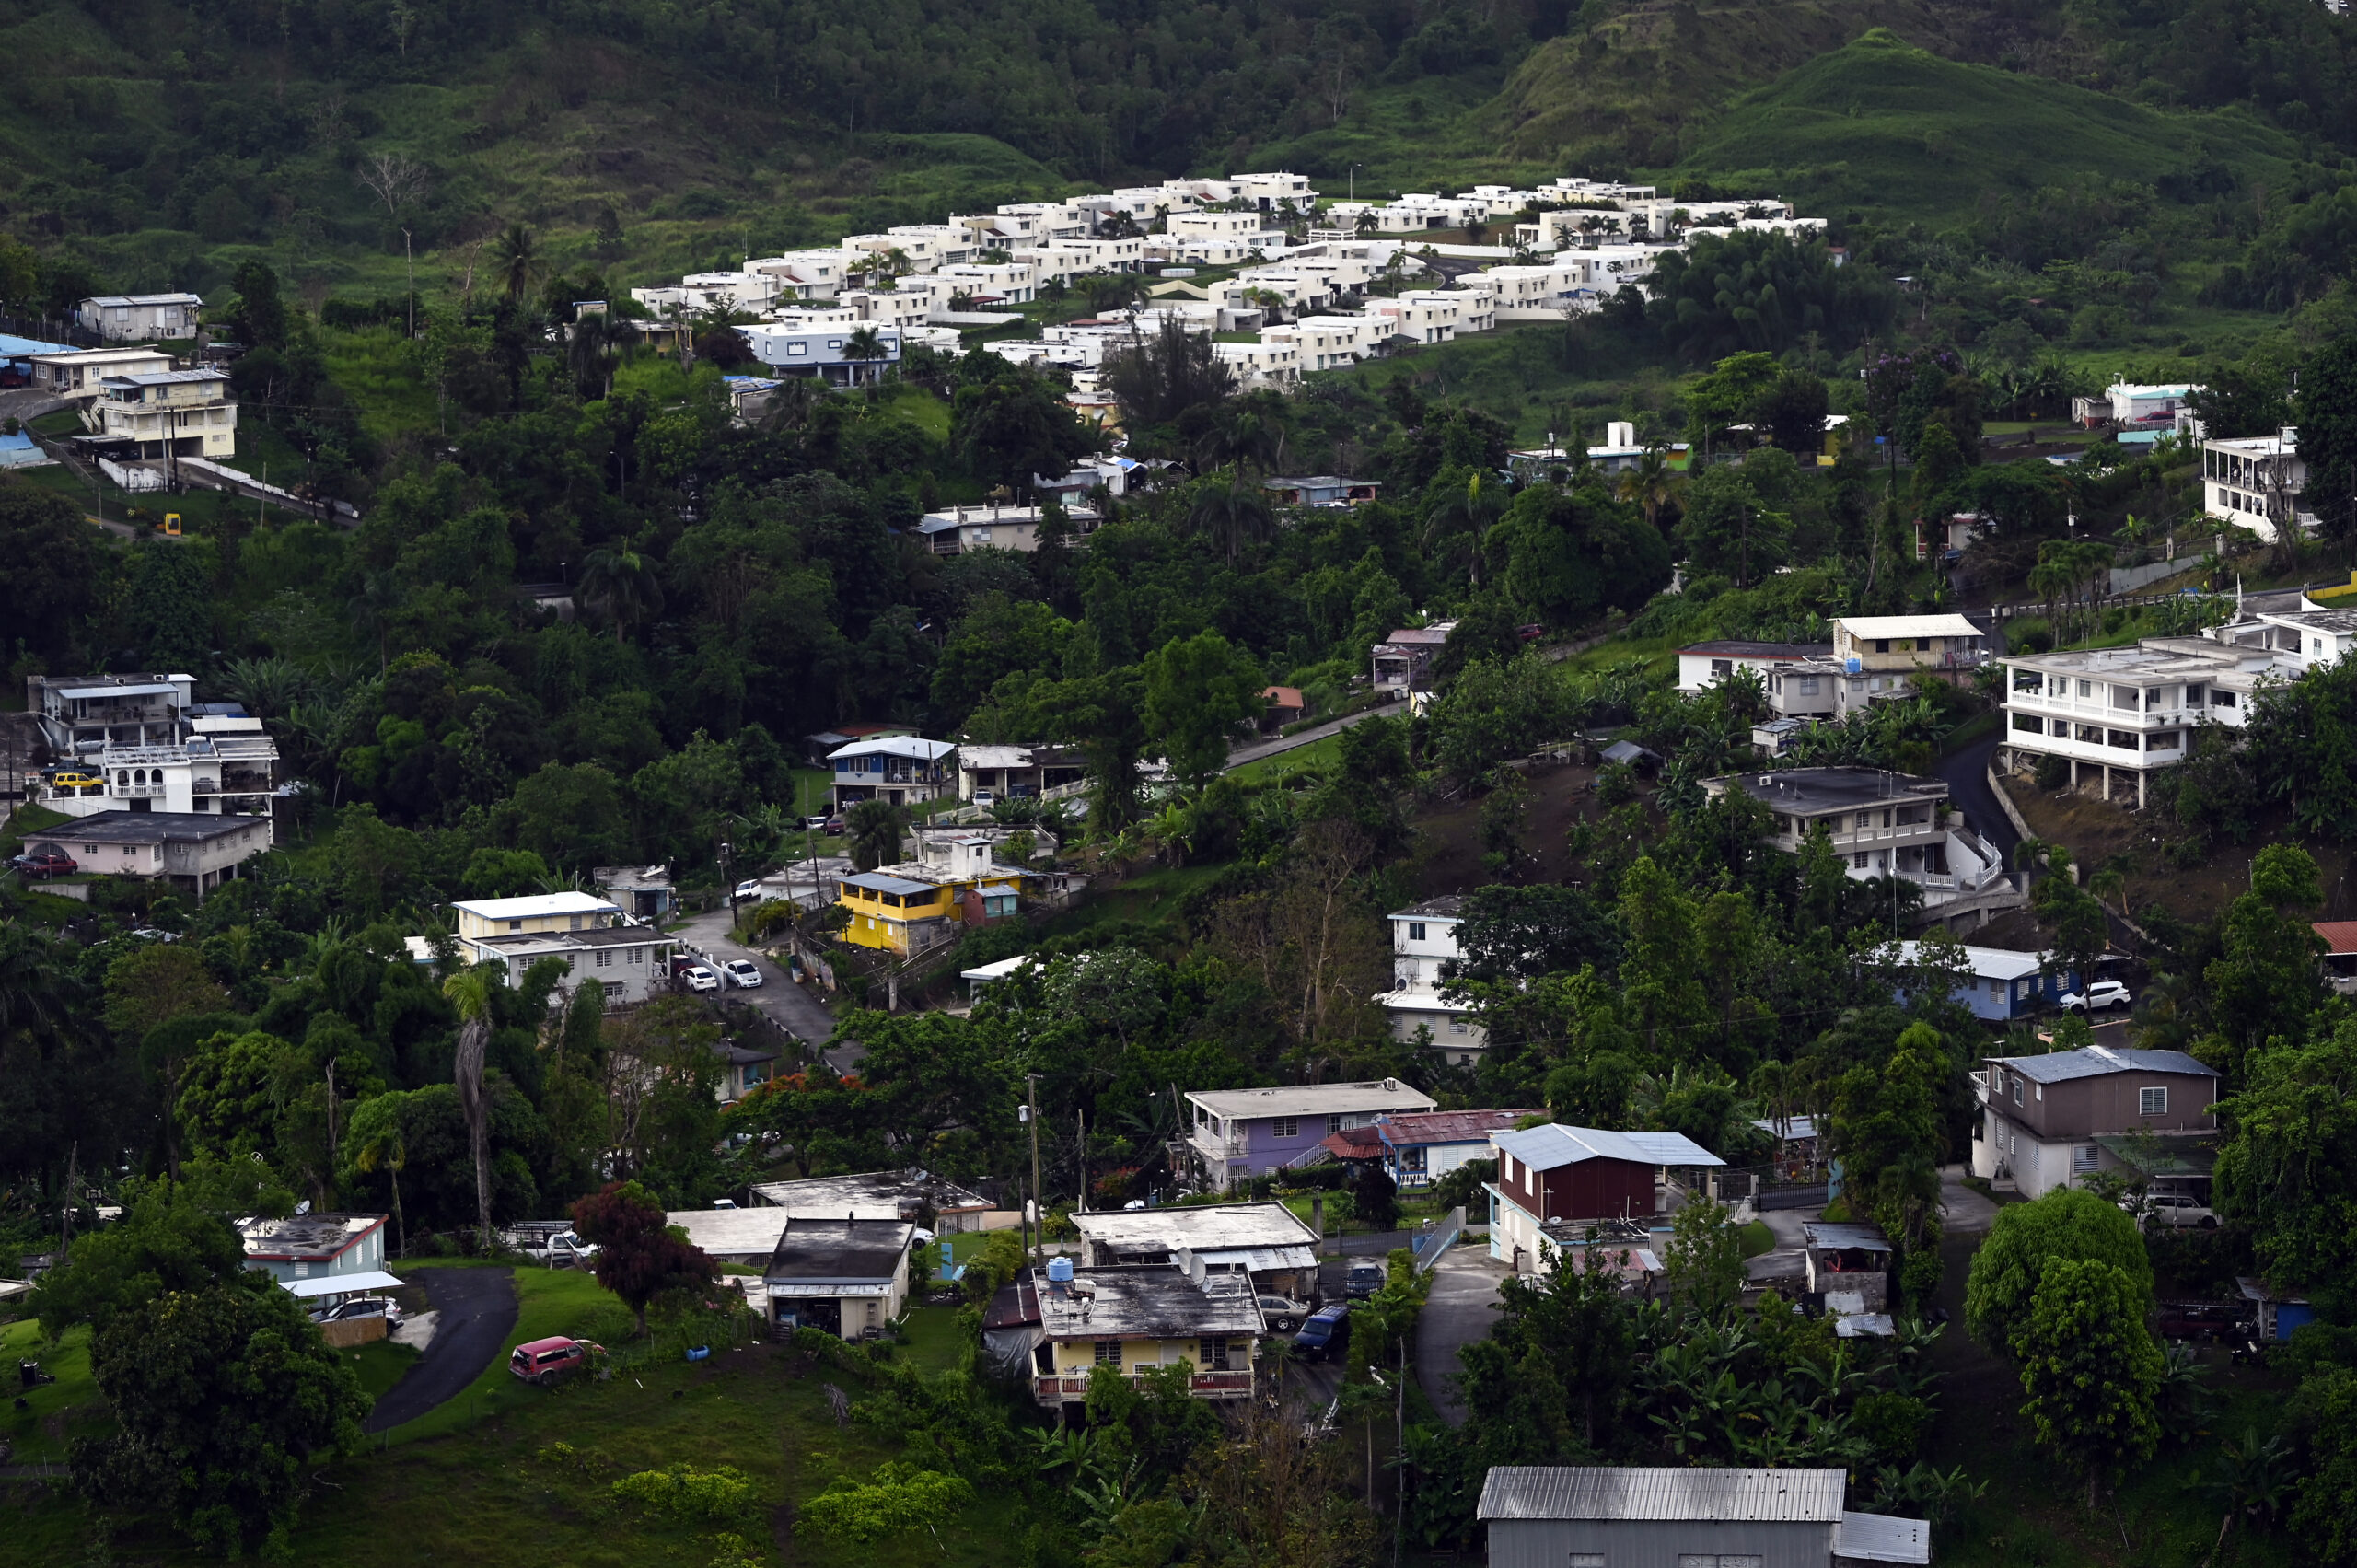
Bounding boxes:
1845 657 1862 674
1046 1257 1074 1283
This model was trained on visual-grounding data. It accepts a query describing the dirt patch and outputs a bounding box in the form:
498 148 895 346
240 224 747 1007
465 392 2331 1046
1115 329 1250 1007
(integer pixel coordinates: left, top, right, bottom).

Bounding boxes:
1411 761 1607 896
1994 772 2357 929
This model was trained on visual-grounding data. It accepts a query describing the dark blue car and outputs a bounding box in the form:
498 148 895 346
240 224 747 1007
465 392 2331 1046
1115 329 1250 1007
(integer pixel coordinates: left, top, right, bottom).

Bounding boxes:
1293 1303 1351 1361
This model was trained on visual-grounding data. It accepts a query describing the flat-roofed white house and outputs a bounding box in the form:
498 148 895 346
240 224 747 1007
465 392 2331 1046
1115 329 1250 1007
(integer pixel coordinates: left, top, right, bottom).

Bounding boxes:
1998 635 2274 807
1676 640 1836 694
85 368 238 458
2202 428 2305 541
1829 613 1989 714
1375 895 1488 1065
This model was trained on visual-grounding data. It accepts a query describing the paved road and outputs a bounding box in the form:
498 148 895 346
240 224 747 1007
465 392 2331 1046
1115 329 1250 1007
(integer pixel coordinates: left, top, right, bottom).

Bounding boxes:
1225 703 1393 772
1938 1164 2001 1235
674 905 842 1063
1933 731 2020 868
365 1267 517 1433
1414 1247 1510 1427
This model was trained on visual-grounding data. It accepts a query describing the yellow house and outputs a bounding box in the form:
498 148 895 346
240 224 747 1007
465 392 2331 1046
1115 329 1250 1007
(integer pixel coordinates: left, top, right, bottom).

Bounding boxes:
1028 1269 1263 1413
836 839 1026 955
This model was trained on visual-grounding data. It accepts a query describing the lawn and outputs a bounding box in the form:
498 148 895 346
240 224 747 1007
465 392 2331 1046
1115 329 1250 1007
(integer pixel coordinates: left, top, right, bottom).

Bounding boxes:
1 1318 105 1465
0 1321 1044 1567
377 1260 636 1446
1227 731 1343 784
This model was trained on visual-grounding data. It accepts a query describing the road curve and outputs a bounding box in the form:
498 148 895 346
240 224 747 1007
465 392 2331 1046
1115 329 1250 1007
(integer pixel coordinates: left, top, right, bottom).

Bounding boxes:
364 1266 518 1433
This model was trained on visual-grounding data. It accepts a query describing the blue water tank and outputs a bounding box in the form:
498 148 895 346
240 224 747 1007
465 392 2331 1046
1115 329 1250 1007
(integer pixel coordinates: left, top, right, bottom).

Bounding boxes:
1046 1256 1074 1283
1844 657 1862 674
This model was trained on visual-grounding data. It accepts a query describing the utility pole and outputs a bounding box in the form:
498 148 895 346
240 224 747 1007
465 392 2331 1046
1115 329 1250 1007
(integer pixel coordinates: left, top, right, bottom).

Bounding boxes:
1076 1108 1087 1214
60 1141 78 1259
1027 1073 1043 1270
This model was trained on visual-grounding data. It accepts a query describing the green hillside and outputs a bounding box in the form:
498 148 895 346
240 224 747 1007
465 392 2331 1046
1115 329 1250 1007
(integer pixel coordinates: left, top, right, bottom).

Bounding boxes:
1675 29 2304 219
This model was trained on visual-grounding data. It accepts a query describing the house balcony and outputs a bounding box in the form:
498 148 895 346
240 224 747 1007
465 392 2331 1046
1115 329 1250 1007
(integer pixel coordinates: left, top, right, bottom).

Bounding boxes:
1033 1370 1251 1404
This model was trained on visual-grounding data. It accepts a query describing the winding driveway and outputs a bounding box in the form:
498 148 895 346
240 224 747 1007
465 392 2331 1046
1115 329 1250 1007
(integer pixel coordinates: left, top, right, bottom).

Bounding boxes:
364 1267 517 1433
1933 731 2020 867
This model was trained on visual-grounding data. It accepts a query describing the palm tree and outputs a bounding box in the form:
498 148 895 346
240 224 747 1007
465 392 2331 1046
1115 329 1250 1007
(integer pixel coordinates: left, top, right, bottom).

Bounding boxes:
1187 470 1276 567
353 1121 408 1259
444 967 496 1251
1616 445 1678 530
577 546 665 643
1424 470 1505 587
846 798 909 870
842 325 888 388
567 309 638 399
487 222 545 304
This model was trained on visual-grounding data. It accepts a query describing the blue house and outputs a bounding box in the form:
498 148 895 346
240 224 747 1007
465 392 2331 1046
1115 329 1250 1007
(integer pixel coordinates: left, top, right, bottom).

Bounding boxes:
1893 941 2075 1020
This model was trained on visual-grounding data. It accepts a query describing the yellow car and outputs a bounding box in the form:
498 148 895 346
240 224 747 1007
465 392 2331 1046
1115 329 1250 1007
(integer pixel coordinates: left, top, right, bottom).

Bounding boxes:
48 772 102 790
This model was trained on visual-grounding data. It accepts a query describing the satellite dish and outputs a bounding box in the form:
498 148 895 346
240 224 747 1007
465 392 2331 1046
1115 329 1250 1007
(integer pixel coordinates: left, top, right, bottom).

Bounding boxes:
295 1200 312 1215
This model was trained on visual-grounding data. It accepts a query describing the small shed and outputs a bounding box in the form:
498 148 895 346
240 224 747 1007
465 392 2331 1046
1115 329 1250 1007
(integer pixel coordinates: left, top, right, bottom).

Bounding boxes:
1259 686 1305 733
1802 1221 1893 1313
1479 1465 1852 1568
2315 920 2357 993
761 1216 914 1339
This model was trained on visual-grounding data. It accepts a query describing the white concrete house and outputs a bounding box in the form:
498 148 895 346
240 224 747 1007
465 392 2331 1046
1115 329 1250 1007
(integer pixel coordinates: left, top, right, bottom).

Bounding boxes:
2202 428 2305 542
86 369 238 458
1376 896 1488 1065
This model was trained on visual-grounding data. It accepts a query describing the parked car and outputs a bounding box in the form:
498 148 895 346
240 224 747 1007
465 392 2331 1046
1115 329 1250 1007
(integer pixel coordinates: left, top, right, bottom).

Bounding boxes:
805 814 830 830
677 963 722 993
2126 1191 2218 1229
2059 981 2131 1014
127 926 180 943
516 1228 599 1266
509 1335 602 1387
1344 1260 1387 1299
972 789 996 809
1256 1292 1312 1333
734 878 763 903
823 815 845 834
310 1295 402 1327
8 850 75 879
719 958 762 989
1294 1303 1352 1361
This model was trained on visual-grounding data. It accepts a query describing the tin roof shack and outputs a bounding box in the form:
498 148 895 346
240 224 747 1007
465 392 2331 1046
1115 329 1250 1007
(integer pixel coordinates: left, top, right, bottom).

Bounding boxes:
1802 1222 1893 1314
981 1269 1046 1375
761 1217 914 1340
1478 1465 1906 1568
1972 1045 2222 1201
1487 1123 1724 1276
1071 1202 1321 1299
1375 1109 1539 1190
1032 1266 1265 1412
749 1168 994 1233
594 864 678 921
238 1213 389 1287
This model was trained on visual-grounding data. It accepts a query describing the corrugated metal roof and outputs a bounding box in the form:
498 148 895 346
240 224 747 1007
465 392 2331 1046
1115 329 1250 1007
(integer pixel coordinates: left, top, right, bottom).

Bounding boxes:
1187 1080 1436 1120
1494 1123 1724 1172
1992 1046 2218 1084
1835 1510 1932 1563
1376 1109 1538 1148
1476 1467 1846 1523
1804 1222 1893 1252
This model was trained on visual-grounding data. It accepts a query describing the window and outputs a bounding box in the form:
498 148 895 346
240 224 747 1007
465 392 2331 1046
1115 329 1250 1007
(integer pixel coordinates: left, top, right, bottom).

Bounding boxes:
1449 1016 1467 1034
1799 675 1819 695
2108 729 2140 750
1271 1118 1300 1140
1855 812 1874 830
2148 731 2180 751
1199 1337 1229 1369
2014 668 2043 692
1874 638 1890 653
2141 1086 2168 1116
2078 679 2093 698
508 919 523 932
1853 853 1869 869
603 982 623 1004
627 947 642 965
2213 690 2238 709
1408 922 1427 942
2012 1074 2024 1106
2073 1145 2100 1176
2077 724 2104 743
787 343 807 356
2013 714 2044 733
1094 1340 1123 1365
2186 685 2206 706
596 948 613 969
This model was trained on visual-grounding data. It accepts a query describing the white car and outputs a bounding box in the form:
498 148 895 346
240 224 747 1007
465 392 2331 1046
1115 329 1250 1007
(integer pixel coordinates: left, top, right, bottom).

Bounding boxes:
734 879 763 902
679 964 722 993
972 789 995 808
1256 1292 1312 1333
719 958 762 989
2060 981 2131 1014
805 814 831 830
310 1295 402 1326
2128 1192 2218 1229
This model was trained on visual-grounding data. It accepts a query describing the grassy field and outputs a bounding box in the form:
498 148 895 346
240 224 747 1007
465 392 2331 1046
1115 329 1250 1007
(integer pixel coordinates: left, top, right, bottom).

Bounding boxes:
1 1318 104 1465
1227 730 1345 784
378 1261 637 1446
1678 29 2300 219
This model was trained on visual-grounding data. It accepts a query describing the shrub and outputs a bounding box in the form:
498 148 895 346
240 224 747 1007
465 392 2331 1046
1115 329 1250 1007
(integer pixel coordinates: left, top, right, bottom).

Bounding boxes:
610 1463 755 1522
796 1463 975 1543
2033 752 2068 791
1852 1391 1933 1465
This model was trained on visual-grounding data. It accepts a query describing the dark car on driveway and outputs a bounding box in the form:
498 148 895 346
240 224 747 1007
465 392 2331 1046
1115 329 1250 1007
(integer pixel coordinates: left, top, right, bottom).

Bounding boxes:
1294 1303 1352 1362
8 849 75 879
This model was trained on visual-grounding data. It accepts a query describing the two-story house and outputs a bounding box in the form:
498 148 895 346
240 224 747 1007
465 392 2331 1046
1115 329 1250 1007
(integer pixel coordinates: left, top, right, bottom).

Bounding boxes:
1028 1262 1264 1415
20 810 273 900
1321 1109 1539 1191
1971 1045 2222 1200
76 292 203 343
828 736 958 810
1376 896 1488 1064
837 836 1027 956
2203 428 2305 541
1071 1202 1321 1302
1701 768 2012 912
1186 1079 1437 1190
86 368 239 459
1370 622 1458 709
238 1213 397 1309
1487 1122 1723 1274
1829 613 1989 714
447 891 677 1009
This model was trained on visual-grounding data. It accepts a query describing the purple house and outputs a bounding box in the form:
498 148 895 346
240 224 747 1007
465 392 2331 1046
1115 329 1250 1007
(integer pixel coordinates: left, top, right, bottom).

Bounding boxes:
1185 1079 1438 1191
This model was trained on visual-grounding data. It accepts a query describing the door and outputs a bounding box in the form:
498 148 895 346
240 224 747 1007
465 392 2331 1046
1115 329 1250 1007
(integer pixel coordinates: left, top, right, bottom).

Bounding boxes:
805 1298 842 1336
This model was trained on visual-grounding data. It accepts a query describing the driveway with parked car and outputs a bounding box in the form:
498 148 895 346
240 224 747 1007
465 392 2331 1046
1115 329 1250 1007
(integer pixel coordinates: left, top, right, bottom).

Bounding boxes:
2060 981 2132 1014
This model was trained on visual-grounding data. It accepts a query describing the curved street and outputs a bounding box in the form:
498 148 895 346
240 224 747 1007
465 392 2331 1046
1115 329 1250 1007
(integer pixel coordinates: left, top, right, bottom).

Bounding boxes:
364 1266 517 1433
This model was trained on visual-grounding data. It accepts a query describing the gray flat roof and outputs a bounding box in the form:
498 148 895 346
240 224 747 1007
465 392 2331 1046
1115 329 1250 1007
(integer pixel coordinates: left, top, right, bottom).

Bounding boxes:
1038 1268 1265 1339
1388 895 1466 921
29 810 261 844
1712 767 1947 814
749 1169 991 1216
1679 640 1834 659
840 872 935 897
665 1208 790 1259
1072 1202 1318 1253
1476 1466 1846 1523
1187 1079 1436 1120
764 1217 914 1283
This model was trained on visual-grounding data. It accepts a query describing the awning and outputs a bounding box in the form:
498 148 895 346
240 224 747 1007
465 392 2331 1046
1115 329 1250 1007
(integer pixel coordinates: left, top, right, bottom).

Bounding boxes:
280 1270 404 1299
1190 1245 1318 1272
